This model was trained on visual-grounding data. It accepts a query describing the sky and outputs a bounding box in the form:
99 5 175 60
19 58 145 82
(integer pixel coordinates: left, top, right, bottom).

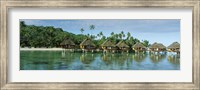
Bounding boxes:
21 19 180 46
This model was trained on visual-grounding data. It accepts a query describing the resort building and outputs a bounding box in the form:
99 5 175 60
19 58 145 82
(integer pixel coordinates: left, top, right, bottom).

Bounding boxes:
132 42 146 53
80 38 96 52
116 40 130 52
149 42 166 54
60 38 76 50
167 42 180 54
101 39 117 53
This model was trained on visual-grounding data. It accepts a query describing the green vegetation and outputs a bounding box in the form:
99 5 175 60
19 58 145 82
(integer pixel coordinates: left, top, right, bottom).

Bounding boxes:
20 21 150 48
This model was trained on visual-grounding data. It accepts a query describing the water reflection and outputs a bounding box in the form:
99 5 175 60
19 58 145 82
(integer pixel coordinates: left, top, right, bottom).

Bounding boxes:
20 51 180 70
167 55 180 64
80 53 95 64
132 53 147 63
53 52 78 69
53 61 69 70
101 53 114 65
115 53 129 66
149 53 167 63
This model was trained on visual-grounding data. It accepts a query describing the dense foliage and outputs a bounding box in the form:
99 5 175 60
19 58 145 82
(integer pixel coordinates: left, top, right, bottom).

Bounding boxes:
20 21 150 48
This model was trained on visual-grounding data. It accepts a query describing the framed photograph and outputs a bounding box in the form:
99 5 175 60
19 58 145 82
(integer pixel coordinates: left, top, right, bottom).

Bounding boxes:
19 19 181 70
1 0 199 90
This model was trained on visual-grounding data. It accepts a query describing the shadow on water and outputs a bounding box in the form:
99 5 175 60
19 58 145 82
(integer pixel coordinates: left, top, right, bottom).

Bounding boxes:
32 61 49 64
20 51 57 70
149 53 167 63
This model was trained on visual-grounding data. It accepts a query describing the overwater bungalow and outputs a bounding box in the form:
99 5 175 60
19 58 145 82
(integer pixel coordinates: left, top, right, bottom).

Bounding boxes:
167 42 180 54
101 39 117 53
80 38 96 52
60 38 75 52
132 42 146 53
116 40 130 52
149 42 166 54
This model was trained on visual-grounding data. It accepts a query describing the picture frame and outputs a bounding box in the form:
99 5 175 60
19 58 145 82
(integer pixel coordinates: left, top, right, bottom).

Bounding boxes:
0 0 199 89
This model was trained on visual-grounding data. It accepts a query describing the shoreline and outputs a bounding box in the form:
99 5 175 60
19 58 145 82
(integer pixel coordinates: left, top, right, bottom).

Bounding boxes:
19 48 179 55
20 48 178 54
20 48 64 51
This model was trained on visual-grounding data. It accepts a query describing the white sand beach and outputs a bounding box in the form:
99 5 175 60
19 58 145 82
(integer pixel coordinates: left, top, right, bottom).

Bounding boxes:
20 48 64 51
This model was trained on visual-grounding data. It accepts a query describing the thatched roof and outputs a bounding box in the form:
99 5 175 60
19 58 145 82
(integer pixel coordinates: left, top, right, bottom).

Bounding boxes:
132 42 146 49
149 42 166 49
158 43 166 49
116 41 129 48
168 42 180 49
60 38 75 46
101 39 115 47
80 38 95 46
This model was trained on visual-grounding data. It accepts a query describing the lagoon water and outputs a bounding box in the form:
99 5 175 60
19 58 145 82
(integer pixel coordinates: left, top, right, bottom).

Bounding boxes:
20 51 180 70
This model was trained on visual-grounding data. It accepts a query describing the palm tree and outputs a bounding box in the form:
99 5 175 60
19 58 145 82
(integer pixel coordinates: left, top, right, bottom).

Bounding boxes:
115 34 119 39
89 25 95 38
80 28 84 34
142 40 150 47
119 33 122 40
97 34 100 40
111 32 114 37
121 31 124 35
80 28 85 39
87 34 90 38
99 31 103 39
20 21 26 28
100 31 103 35
127 32 131 40
123 34 125 39
120 31 125 40
90 25 95 30
129 36 134 45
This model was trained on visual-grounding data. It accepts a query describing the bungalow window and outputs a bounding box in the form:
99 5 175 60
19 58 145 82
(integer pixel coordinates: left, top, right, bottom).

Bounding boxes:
139 47 141 50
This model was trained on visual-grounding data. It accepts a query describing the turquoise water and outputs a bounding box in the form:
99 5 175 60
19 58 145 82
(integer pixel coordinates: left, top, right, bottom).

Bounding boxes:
20 51 180 70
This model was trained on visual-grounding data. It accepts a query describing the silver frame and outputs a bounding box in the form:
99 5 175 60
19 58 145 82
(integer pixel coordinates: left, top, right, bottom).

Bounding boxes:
0 0 199 89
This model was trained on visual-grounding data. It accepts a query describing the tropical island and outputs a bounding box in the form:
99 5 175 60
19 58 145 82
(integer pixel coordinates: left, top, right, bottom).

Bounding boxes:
20 21 148 47
20 21 180 54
